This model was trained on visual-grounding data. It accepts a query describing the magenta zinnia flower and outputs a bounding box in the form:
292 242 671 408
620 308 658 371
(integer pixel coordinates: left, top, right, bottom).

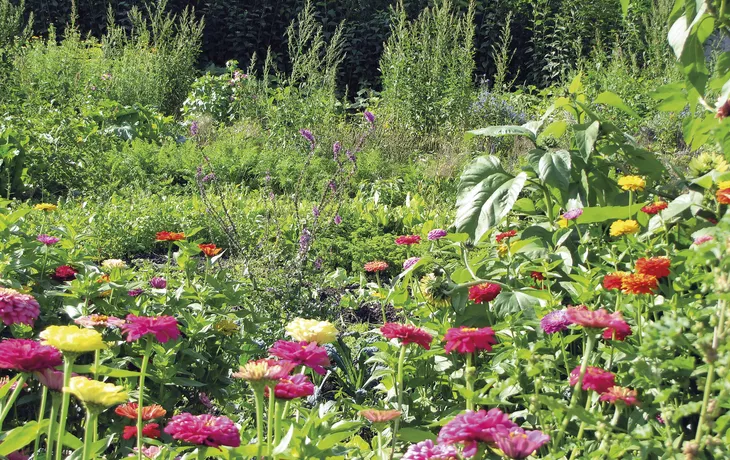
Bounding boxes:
562 209 583 220
164 413 241 448
0 288 40 327
402 439 459 460
403 257 420 270
127 288 144 297
268 340 330 375
37 234 60 245
268 374 315 400
427 229 448 241
443 327 497 354
34 368 69 392
540 310 572 334
492 427 550 459
570 366 615 394
149 277 167 289
122 314 181 343
381 323 433 350
395 235 421 245
51 265 77 281
694 235 713 245
468 283 501 304
437 409 517 457
566 306 620 330
0 339 62 373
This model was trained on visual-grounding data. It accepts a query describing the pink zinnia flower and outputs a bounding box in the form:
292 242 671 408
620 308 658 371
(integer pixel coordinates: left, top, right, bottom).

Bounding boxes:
562 209 583 220
492 427 550 459
0 288 40 327
694 235 714 245
602 320 632 341
566 306 622 330
402 439 459 460
0 339 61 373
51 265 77 281
75 314 126 329
163 413 241 447
122 423 161 440
443 327 497 354
437 409 517 457
403 257 420 270
395 235 421 245
34 368 69 392
427 229 448 241
540 310 572 334
381 323 433 350
268 340 330 375
128 288 144 297
37 234 60 245
122 314 181 343
570 366 615 394
268 374 315 400
129 446 162 459
599 386 638 406
468 283 501 303
149 277 167 289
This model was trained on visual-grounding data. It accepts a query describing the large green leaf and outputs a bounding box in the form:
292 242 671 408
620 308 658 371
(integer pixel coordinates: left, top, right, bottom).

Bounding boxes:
466 125 536 144
575 206 632 224
574 121 600 162
0 420 49 455
455 156 527 242
491 290 543 318
593 92 639 118
538 150 571 195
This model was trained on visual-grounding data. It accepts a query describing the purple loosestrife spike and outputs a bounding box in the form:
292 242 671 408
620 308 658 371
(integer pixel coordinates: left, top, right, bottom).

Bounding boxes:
334 215 342 225
312 206 320 217
299 129 315 146
346 150 356 163
364 111 375 125
329 181 337 193
299 228 312 254
190 121 199 137
333 141 341 160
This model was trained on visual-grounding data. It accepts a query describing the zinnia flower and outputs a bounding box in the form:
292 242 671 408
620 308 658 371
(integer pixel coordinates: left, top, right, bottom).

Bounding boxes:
285 318 338 344
268 340 330 375
437 409 517 457
37 234 60 245
155 231 185 242
232 359 296 382
493 427 550 459
621 273 658 295
34 368 67 392
0 376 27 391
641 201 668 215
269 374 315 400
101 259 127 270
443 327 497 354
636 256 671 279
65 376 128 408
540 310 572 334
40 325 107 353
359 409 401 423
130 446 162 459
603 272 628 290
569 366 615 394
562 209 583 220
403 257 420 270
610 219 640 237
51 265 77 281
128 289 144 297
381 323 433 349
199 243 222 257
599 386 638 406
566 306 616 329
164 413 241 448
495 230 517 242
530 271 545 281
694 235 714 245
115 402 166 421
75 314 125 329
427 229 448 241
716 188 730 204
602 320 632 341
0 339 62 373
34 203 57 212
122 314 180 343
468 283 501 304
402 440 459 460
149 277 167 289
395 235 421 245
364 261 388 273
122 423 161 440
0 288 40 327
617 175 646 192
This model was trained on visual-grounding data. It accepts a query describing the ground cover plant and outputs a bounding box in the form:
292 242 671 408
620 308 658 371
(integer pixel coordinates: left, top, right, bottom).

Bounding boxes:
0 0 728 458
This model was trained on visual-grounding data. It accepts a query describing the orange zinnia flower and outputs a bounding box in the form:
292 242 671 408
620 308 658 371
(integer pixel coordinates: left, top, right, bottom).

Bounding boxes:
115 402 167 421
636 256 671 279
621 273 658 295
716 188 730 204
359 409 401 423
156 231 185 242
198 243 222 257
602 272 628 290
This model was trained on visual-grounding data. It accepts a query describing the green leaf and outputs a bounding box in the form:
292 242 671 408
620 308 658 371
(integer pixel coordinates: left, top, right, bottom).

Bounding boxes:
272 425 294 455
538 150 571 195
575 206 632 224
398 428 437 443
620 0 629 17
0 420 48 455
466 126 536 144
574 121 599 161
593 92 639 118
491 290 543 318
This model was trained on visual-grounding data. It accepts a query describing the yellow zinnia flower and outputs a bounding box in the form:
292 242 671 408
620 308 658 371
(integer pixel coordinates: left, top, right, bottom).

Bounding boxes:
558 218 569 228
285 318 338 344
64 376 128 408
617 176 646 192
40 325 107 353
34 203 57 212
718 180 730 190
610 219 640 237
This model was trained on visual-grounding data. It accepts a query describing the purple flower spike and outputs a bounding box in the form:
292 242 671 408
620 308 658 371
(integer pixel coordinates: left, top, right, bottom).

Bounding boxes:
334 215 342 225
312 206 320 217
190 121 199 137
299 129 315 145
364 111 375 125
333 142 341 159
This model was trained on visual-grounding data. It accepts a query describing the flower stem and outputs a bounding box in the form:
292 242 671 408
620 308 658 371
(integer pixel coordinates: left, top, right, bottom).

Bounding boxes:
198 447 206 460
555 332 596 449
273 400 285 459
391 345 407 456
695 298 727 444
32 385 49 455
465 352 475 411
56 354 77 460
40 248 49 283
628 191 633 218
137 339 153 460
82 410 98 460
267 387 275 456
0 373 28 430
46 393 60 457
252 387 265 459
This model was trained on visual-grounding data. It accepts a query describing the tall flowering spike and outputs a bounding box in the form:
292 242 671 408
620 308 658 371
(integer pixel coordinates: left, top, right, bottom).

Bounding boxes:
617 175 646 192
285 318 338 344
359 409 401 423
122 315 180 343
570 366 615 394
364 261 389 272
495 229 517 243
603 272 628 290
64 376 128 408
364 111 375 125
540 310 572 334
427 229 448 241
621 273 658 295
437 409 517 457
268 340 331 375
332 141 341 159
492 427 550 459
40 325 107 353
636 256 671 279
402 439 459 460
164 413 241 448
443 327 497 354
299 129 315 146
610 219 640 237
395 235 421 245
468 283 501 304
641 201 668 215
115 402 166 421
381 323 433 350
37 234 60 245
600 386 639 406
0 339 62 372
0 288 40 327
51 265 77 281
269 374 315 400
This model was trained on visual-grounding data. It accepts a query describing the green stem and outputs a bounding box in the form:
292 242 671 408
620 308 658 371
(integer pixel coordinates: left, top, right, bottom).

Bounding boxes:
0 373 28 430
628 190 633 218
137 339 153 460
56 354 77 460
695 298 727 444
267 387 275 456
47 393 61 458
40 248 49 282
198 446 206 460
32 385 49 455
81 410 98 460
636 298 643 346
252 387 265 459
558 334 571 378
391 345 407 457
555 332 596 449
543 186 555 225
273 400 285 459
568 396 593 459
465 352 475 411
377 428 384 460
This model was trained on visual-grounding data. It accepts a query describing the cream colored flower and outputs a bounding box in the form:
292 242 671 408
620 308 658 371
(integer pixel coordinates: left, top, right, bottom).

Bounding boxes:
101 259 127 270
285 318 338 344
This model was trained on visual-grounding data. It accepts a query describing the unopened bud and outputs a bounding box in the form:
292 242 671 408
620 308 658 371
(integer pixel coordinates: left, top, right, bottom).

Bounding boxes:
682 440 699 460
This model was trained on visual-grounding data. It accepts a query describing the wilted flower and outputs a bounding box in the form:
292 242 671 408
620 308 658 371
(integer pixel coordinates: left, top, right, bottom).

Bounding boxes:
443 327 497 354
232 359 296 382
437 409 517 457
420 274 450 307
621 273 658 295
641 201 668 215
562 209 583 220
33 203 57 212
122 423 160 440
402 439 459 460
37 234 60 245
65 376 128 408
359 409 401 423
600 386 638 406
164 413 241 447
0 288 40 327
530 271 545 281
609 219 640 237
269 340 331 375
468 283 501 303
618 175 646 192
213 319 238 336
636 256 671 278
40 325 107 353
149 277 167 289
716 99 730 119
364 261 388 272
285 318 338 344
268 374 315 400
493 427 550 459
155 232 185 242
199 243 222 257
395 235 421 245
51 265 77 281
570 366 615 394
101 259 127 270
495 230 517 242
381 323 433 350
427 229 447 241
122 315 180 343
540 310 572 334
0 339 62 372
403 257 420 270
115 402 166 420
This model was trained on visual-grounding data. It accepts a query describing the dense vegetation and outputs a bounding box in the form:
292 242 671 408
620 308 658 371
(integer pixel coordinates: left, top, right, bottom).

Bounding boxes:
0 0 728 458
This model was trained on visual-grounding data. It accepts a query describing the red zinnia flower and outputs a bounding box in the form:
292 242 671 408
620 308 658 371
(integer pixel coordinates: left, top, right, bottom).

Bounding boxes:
267 374 315 400
164 413 241 448
0 339 62 373
468 283 501 304
599 386 638 406
602 272 628 290
268 340 330 375
640 201 668 215
364 261 388 272
636 256 671 279
530 271 545 281
51 265 77 281
0 288 41 327
437 409 517 457
115 402 167 421
380 323 433 350
495 230 517 243
122 423 161 440
570 366 615 394
395 235 421 245
155 231 185 242
621 273 658 295
359 409 402 423
121 314 181 343
716 188 730 204
443 327 497 354
198 243 222 257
